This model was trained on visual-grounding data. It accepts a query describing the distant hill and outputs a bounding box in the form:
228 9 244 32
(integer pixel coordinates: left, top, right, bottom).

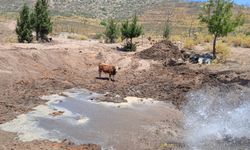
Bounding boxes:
0 0 183 19
0 0 249 36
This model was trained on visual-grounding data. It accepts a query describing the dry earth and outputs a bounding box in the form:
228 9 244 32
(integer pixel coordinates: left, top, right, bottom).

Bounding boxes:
0 33 250 149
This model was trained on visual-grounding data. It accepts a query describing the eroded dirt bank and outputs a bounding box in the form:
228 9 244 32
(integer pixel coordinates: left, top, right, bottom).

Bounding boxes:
0 38 250 149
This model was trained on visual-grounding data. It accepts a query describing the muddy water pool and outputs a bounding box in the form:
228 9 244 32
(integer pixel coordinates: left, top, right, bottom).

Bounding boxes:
0 89 183 150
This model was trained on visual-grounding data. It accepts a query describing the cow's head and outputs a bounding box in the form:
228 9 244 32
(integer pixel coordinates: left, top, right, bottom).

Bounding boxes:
116 66 121 70
113 66 121 75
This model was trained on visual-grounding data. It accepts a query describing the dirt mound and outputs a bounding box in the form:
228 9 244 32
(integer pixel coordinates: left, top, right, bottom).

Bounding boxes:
138 40 183 61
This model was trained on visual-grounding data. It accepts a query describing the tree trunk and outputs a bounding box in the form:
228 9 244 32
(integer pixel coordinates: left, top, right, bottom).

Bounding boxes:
213 34 218 59
36 30 39 41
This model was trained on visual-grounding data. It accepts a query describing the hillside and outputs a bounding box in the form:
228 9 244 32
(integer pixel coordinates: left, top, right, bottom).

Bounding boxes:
0 0 249 37
0 0 180 19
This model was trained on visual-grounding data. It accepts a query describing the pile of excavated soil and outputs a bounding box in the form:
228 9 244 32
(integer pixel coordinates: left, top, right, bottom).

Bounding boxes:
138 40 183 61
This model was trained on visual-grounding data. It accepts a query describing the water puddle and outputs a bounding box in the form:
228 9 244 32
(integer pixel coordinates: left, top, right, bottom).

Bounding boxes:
0 89 182 150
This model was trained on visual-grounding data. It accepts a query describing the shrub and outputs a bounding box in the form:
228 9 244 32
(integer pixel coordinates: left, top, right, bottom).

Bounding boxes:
184 38 196 49
192 33 213 44
123 43 137 52
245 31 250 36
242 36 250 48
170 35 181 42
32 0 53 41
203 34 213 43
229 34 244 47
93 33 104 39
216 42 230 62
5 36 18 43
121 15 143 51
163 23 171 39
104 18 119 43
16 4 33 43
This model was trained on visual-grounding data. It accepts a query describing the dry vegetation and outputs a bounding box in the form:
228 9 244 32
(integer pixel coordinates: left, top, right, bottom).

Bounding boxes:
1 1 250 44
52 16 104 38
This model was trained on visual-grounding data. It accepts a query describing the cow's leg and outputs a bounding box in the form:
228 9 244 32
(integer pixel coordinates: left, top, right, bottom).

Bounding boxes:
109 74 111 81
99 70 102 78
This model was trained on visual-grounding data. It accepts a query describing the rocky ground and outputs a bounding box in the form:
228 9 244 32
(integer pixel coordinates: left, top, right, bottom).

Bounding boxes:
0 35 249 149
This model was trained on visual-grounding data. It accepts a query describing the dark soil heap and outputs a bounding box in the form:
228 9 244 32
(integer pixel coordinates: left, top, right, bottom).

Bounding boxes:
138 40 183 61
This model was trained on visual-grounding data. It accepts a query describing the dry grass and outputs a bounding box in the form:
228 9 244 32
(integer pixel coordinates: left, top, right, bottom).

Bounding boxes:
242 36 250 48
5 36 18 43
67 34 88 40
205 41 230 63
52 16 104 38
184 37 196 49
170 35 182 42
225 34 250 48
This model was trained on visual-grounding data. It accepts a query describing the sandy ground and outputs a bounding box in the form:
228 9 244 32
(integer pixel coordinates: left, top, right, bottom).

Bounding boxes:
0 26 250 149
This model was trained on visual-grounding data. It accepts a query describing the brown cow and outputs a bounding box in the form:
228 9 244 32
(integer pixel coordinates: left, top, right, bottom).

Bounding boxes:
98 63 119 81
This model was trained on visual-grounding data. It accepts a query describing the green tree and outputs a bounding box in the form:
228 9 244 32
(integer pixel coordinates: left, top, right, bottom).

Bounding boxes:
163 23 171 39
104 18 119 43
199 0 244 58
32 0 52 41
16 4 33 43
121 15 143 51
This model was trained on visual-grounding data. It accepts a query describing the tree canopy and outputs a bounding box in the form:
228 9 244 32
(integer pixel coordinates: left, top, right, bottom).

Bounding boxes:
121 15 143 51
16 4 33 43
199 0 244 58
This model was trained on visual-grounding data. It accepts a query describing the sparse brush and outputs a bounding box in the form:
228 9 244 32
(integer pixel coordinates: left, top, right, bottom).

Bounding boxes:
226 34 246 47
170 35 181 42
92 33 104 39
203 34 213 43
216 42 230 62
184 38 196 49
67 34 88 40
5 36 18 43
205 45 212 52
194 33 204 44
242 36 250 48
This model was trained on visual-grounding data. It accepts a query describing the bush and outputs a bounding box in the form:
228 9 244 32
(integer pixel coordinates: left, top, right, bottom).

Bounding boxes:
193 33 213 44
245 31 250 36
93 33 104 39
32 0 53 41
216 42 230 62
104 18 119 43
184 38 196 49
170 35 181 42
123 42 137 51
204 34 213 43
163 23 171 39
229 35 244 47
5 36 18 43
242 36 250 48
121 15 143 51
16 4 33 43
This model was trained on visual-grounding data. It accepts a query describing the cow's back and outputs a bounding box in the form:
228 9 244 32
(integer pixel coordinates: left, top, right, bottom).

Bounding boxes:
99 63 116 75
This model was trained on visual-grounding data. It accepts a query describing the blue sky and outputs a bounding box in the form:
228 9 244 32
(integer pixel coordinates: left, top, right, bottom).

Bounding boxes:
190 0 250 6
